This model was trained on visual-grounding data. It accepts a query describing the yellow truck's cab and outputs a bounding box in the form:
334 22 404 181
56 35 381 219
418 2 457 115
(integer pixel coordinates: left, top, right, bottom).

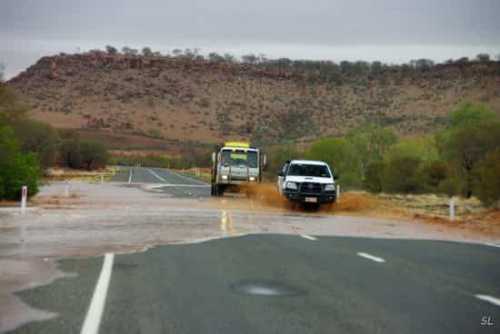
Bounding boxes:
210 142 266 196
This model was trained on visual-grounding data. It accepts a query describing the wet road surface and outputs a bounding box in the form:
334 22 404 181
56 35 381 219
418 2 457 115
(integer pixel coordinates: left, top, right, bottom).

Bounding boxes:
112 166 210 198
10 235 500 334
3 167 500 333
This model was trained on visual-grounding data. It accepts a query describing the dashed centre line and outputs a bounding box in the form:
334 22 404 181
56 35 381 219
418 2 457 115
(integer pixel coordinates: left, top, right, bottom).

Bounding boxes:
357 252 386 263
300 234 317 241
475 294 500 307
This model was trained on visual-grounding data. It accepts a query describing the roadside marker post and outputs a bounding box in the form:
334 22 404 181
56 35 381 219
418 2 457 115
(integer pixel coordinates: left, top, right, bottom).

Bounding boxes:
20 186 28 214
336 184 340 200
100 175 104 184
65 181 70 197
449 197 456 221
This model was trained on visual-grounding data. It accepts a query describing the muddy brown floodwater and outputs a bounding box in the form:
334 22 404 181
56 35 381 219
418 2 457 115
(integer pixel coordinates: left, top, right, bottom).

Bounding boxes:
0 181 498 332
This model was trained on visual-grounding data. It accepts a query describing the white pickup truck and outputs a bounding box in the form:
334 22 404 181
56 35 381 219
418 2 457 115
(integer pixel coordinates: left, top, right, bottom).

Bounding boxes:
277 160 337 207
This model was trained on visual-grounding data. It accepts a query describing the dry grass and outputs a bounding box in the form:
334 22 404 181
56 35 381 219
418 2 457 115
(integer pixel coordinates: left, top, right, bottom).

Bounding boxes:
44 167 116 183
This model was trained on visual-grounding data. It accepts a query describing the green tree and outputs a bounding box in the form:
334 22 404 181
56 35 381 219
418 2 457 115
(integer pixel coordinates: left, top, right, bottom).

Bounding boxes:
59 136 82 169
267 144 300 175
11 119 59 168
384 136 438 163
142 47 153 57
0 84 28 124
80 141 108 170
242 54 258 64
105 45 118 54
473 149 500 206
306 138 362 188
363 161 385 193
346 124 397 178
0 125 40 200
382 156 423 193
437 103 500 197
417 160 449 193
208 52 225 62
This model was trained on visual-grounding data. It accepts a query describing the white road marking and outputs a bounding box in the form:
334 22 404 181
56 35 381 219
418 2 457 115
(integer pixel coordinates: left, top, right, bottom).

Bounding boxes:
147 169 167 183
169 169 207 185
475 294 500 307
357 252 386 263
80 253 114 334
128 169 133 184
300 234 317 241
485 242 500 248
149 184 210 188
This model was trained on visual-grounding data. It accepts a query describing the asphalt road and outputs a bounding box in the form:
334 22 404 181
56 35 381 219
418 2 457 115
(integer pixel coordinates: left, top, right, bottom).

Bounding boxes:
10 235 500 334
112 166 210 198
7 167 500 334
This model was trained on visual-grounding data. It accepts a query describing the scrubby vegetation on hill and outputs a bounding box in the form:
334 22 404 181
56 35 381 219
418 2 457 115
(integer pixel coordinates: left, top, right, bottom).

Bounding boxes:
7 49 500 150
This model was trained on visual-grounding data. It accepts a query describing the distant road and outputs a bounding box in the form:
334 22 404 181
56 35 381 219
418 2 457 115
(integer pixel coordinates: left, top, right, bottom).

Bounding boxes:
111 166 210 198
12 235 500 334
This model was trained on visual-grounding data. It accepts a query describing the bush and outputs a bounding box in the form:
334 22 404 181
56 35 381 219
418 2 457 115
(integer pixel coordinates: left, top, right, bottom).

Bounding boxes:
0 125 40 200
417 160 449 193
438 120 500 197
306 138 362 188
382 156 423 193
363 161 385 193
59 136 109 170
0 84 28 123
80 141 108 170
60 137 82 169
12 119 59 168
473 149 500 206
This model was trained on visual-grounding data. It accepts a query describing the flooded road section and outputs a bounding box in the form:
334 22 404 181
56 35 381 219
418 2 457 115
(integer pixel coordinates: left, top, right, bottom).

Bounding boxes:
0 167 498 332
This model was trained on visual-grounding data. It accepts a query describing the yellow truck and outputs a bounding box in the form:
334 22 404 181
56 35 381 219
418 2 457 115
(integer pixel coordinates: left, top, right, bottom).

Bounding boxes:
210 142 266 196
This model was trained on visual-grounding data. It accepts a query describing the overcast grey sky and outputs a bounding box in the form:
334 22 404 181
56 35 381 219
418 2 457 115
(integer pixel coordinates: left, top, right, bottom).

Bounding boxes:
1 0 500 78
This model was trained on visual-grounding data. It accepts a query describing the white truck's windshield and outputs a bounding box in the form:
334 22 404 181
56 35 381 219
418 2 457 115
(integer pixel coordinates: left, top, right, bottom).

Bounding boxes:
287 164 331 178
221 149 258 168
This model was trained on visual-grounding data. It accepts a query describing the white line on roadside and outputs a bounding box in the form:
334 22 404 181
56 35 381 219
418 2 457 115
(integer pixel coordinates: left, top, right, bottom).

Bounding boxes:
484 242 500 248
147 169 167 183
81 253 114 334
128 168 133 184
475 294 500 307
357 252 386 263
300 234 317 241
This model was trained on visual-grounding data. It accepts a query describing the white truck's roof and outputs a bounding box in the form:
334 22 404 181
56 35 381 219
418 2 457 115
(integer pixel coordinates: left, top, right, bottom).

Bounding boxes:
290 159 328 166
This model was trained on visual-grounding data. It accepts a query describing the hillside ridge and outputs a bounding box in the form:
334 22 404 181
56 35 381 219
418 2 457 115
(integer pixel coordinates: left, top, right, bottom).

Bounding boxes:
8 51 500 150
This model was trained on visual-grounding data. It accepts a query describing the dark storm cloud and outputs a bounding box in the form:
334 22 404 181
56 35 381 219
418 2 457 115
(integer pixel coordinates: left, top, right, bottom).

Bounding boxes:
2 0 500 45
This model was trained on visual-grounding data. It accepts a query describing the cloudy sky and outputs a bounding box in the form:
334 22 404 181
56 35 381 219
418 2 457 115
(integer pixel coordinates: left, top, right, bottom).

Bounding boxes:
1 0 499 79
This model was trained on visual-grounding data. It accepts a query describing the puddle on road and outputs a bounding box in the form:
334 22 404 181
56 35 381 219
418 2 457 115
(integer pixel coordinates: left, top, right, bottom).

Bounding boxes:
230 279 306 297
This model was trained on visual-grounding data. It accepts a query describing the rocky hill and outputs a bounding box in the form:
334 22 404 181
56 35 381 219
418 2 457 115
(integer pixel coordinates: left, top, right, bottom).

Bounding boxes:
7 52 500 150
